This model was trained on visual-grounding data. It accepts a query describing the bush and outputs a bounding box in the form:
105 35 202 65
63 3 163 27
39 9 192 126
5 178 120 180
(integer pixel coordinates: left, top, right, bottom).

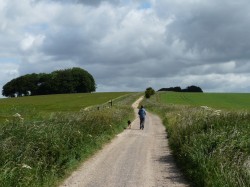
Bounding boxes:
145 87 155 98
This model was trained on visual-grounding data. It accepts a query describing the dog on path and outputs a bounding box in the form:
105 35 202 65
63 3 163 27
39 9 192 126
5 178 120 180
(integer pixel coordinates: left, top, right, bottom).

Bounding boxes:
127 120 131 129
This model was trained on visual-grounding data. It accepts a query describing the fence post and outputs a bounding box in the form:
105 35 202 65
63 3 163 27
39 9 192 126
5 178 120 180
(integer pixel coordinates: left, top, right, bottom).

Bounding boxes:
109 100 113 107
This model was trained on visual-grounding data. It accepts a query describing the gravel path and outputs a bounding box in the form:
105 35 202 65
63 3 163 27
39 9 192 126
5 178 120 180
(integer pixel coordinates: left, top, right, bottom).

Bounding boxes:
59 97 189 187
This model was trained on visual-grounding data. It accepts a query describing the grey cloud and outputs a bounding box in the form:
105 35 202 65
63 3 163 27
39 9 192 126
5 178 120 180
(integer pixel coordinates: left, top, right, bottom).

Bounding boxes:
160 0 250 63
34 0 121 6
38 3 169 67
76 0 120 6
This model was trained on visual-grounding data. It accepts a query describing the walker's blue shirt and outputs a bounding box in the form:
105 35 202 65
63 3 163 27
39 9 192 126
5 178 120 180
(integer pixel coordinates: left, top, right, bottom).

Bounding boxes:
138 108 146 118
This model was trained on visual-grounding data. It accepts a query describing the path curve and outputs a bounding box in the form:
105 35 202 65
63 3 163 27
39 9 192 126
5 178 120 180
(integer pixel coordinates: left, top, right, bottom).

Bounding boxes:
59 97 189 187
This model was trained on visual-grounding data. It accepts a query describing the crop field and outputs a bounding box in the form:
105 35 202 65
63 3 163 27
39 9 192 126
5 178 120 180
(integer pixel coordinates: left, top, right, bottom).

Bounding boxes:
0 92 131 122
0 92 140 187
143 92 250 187
158 92 250 111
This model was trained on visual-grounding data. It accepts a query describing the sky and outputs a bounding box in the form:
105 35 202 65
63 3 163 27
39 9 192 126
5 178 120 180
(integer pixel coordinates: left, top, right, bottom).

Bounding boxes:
1 0 250 96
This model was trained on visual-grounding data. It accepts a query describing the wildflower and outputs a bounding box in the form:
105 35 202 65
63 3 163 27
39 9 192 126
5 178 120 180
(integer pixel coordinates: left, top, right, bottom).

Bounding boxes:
87 134 92 138
83 107 90 111
200 106 212 111
109 125 112 127
13 113 24 122
22 164 32 169
201 106 208 109
214 111 221 116
214 110 221 113
13 113 21 118
244 157 250 174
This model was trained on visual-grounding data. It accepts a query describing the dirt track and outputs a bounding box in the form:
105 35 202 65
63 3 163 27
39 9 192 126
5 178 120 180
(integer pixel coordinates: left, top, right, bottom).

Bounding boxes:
59 97 189 187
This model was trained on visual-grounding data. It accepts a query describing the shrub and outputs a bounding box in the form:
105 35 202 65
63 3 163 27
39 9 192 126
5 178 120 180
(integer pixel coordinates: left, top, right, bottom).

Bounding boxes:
145 87 155 98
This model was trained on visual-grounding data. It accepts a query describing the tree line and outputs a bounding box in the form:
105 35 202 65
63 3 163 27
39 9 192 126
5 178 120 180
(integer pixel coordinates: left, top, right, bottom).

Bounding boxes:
158 85 203 92
2 67 96 97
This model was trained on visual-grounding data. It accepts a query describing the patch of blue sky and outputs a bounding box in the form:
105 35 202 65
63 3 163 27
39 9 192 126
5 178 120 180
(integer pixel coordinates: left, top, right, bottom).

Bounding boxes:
24 23 49 33
138 2 152 9
121 0 132 5
0 57 21 64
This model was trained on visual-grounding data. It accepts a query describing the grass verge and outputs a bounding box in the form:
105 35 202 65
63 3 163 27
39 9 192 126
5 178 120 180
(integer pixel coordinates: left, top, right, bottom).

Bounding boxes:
142 94 250 187
0 93 141 187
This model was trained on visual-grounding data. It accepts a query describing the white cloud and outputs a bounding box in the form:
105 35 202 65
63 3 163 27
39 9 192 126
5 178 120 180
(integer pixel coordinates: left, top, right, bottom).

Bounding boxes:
20 34 45 51
0 62 19 96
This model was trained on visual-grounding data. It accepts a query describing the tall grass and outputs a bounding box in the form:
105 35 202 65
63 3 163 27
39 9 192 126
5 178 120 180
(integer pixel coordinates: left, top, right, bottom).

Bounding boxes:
0 93 141 187
143 94 250 187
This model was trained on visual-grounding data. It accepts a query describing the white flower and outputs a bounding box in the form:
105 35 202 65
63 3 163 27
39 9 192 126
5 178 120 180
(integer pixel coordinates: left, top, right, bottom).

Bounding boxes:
214 110 221 113
244 158 250 174
201 106 208 109
200 106 212 111
22 164 32 169
13 113 21 118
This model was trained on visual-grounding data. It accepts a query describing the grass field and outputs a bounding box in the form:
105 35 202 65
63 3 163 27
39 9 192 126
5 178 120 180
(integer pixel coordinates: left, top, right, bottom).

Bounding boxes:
143 92 250 187
158 92 250 111
0 92 131 122
0 92 141 187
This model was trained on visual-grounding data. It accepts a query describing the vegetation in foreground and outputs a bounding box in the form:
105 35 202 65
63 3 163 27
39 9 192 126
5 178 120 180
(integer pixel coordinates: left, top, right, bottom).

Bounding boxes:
143 93 250 187
0 93 141 187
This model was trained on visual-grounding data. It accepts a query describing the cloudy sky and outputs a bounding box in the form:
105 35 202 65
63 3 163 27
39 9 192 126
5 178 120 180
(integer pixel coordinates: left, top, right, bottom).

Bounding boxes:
1 0 250 96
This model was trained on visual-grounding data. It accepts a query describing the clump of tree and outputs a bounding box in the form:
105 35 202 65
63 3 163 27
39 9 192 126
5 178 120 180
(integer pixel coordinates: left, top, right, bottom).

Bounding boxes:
158 86 182 92
158 85 203 93
145 87 155 98
2 67 96 97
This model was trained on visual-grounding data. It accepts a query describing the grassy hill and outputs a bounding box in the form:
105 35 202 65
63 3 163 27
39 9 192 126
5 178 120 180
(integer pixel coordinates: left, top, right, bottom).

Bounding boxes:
0 92 131 122
158 92 250 111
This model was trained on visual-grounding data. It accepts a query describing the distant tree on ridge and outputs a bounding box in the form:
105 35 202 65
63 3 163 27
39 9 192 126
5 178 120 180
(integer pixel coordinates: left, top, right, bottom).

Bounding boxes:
2 67 96 97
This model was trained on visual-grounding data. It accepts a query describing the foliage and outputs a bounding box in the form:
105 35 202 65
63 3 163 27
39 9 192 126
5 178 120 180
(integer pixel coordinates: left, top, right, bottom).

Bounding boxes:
2 67 96 97
0 93 140 187
182 85 203 92
145 87 155 98
158 85 203 92
143 93 250 187
158 86 182 92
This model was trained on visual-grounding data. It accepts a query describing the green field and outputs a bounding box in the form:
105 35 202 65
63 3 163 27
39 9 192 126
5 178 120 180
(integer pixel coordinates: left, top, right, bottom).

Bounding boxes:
0 92 131 122
158 92 250 111
0 92 140 187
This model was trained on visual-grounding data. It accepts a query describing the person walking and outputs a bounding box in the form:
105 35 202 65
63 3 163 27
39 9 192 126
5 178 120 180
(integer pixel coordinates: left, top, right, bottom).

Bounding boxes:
138 105 146 130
